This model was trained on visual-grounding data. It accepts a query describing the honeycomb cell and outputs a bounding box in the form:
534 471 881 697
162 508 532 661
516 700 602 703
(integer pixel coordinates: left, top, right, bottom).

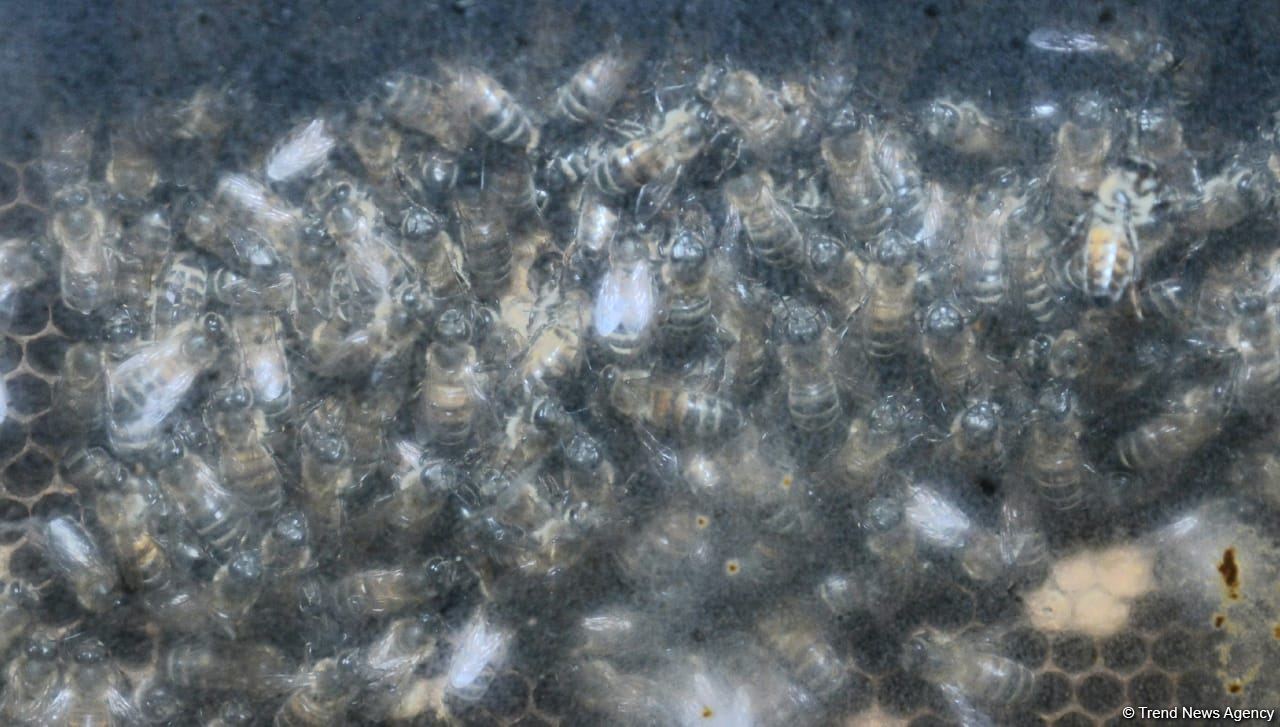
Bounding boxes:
49 301 94 340
1030 671 1073 713
6 373 52 417
1099 632 1145 673
1051 712 1094 727
1150 628 1195 671
1006 710 1048 727
486 671 531 721
4 448 54 496
1176 669 1223 705
1128 670 1173 705
922 583 975 630
1077 673 1124 715
1002 626 1050 668
1051 634 1097 673
0 336 20 374
849 622 901 675
0 163 19 206
879 669 943 716
0 203 43 239
0 417 24 460
25 412 67 450
31 493 79 520
1129 594 1179 634
0 497 27 544
35 580 83 625
24 333 67 376
9 290 49 337
8 541 52 584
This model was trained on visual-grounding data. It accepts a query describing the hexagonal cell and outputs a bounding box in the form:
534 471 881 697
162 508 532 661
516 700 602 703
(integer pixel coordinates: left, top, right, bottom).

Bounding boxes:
34 580 83 625
1077 673 1124 716
1051 712 1094 727
24 333 67 377
0 203 43 239
1002 626 1049 668
1150 627 1196 671
0 337 20 375
0 417 25 460
1128 670 1173 705
0 497 27 544
30 493 79 521
7 541 52 584
877 670 942 716
1177 669 1225 705
49 301 94 340
1129 594 1180 634
0 163 19 207
1099 632 1145 674
3 448 55 496
848 622 902 675
25 412 68 451
922 583 975 630
1050 633 1097 673
1029 671 1073 713
10 291 50 337
6 373 51 418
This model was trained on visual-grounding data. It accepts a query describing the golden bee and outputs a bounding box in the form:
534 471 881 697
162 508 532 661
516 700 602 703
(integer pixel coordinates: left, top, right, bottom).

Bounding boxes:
554 45 640 125
1070 160 1161 304
722 170 806 270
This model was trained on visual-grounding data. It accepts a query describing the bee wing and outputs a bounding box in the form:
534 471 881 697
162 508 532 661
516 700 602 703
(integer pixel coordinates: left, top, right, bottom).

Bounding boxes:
618 262 656 332
905 484 973 550
635 165 680 222
108 336 200 436
593 267 627 337
265 118 335 183
941 683 996 727
1027 28 1109 54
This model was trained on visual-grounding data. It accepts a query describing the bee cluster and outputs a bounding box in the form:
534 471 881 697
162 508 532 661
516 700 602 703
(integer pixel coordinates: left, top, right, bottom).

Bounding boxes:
1 5 1280 725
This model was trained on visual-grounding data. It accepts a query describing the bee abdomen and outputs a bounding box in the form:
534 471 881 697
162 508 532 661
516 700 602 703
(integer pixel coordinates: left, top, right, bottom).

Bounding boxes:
788 380 842 432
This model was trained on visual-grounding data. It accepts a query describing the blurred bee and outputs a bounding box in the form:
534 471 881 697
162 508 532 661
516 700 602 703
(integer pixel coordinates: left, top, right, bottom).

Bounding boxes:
602 366 741 442
51 342 106 438
51 185 119 314
543 141 604 194
91 466 175 592
1069 160 1161 304
41 121 94 190
0 582 38 656
1006 204 1066 330
554 44 639 125
806 233 866 325
395 144 462 206
353 614 442 722
397 204 466 300
152 251 208 336
591 103 707 219
959 493 1048 584
361 442 458 547
1020 383 1089 511
943 400 1007 477
957 168 1026 313
856 233 918 359
722 170 806 270
441 64 540 152
828 398 908 494
208 266 296 313
106 313 227 453
43 638 141 726
416 309 488 450
920 301 997 402
482 149 547 222
36 515 122 613
154 440 256 561
226 314 292 418
614 507 716 599
592 234 657 361
261 509 314 583
453 190 512 298
264 117 335 185
659 228 714 350
1028 20 1191 88
347 104 403 185
275 655 361 727
163 640 294 700
382 71 471 152
330 558 464 625
206 549 264 638
903 628 1035 708
206 386 285 515
299 398 356 538
821 115 919 241
105 128 160 208
0 238 46 335
521 287 590 392
922 98 1009 157
1117 380 1232 476
113 208 172 314
564 185 619 280
779 305 842 435
213 173 303 252
1 637 61 725
717 278 771 399
1186 152 1265 233
697 65 789 161
1048 93 1117 227
756 608 848 703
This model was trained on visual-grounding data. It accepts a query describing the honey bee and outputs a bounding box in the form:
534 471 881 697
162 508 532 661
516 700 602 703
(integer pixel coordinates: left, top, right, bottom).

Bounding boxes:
806 233 866 325
856 233 918 359
756 608 848 703
37 515 122 613
162 640 293 699
93 471 175 592
208 267 296 314
943 400 1007 477
41 122 94 190
151 251 208 336
593 234 657 361
602 366 741 442
0 582 38 656
105 128 160 207
454 190 513 298
397 204 466 300
364 442 457 545
957 168 1026 313
820 115 914 241
154 440 256 561
416 309 488 450
960 493 1048 584
51 343 106 438
554 45 639 125
51 185 119 314
828 398 908 494
113 208 172 314
1006 205 1067 330
778 305 842 436
922 98 1009 157
442 64 540 152
697 66 789 161
1117 380 1232 476
264 117 335 185
1020 384 1089 511
44 638 141 726
261 509 313 582
106 313 227 453
348 104 403 185
274 655 360 727
206 549 264 638
659 228 714 350
543 141 604 193
213 172 303 251
299 398 356 538
1186 153 1263 233
1070 160 1162 303
330 558 464 625
1048 93 1117 227
722 170 806 270
920 301 996 402
482 149 548 221
521 287 590 391
226 314 292 418
352 614 441 721
382 71 471 152
395 144 462 206
0 238 46 335
903 628 1035 708
206 386 285 515
591 103 707 219
1 637 62 725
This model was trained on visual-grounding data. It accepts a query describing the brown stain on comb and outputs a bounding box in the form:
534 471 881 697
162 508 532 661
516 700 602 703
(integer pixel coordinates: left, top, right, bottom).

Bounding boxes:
1218 547 1240 600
